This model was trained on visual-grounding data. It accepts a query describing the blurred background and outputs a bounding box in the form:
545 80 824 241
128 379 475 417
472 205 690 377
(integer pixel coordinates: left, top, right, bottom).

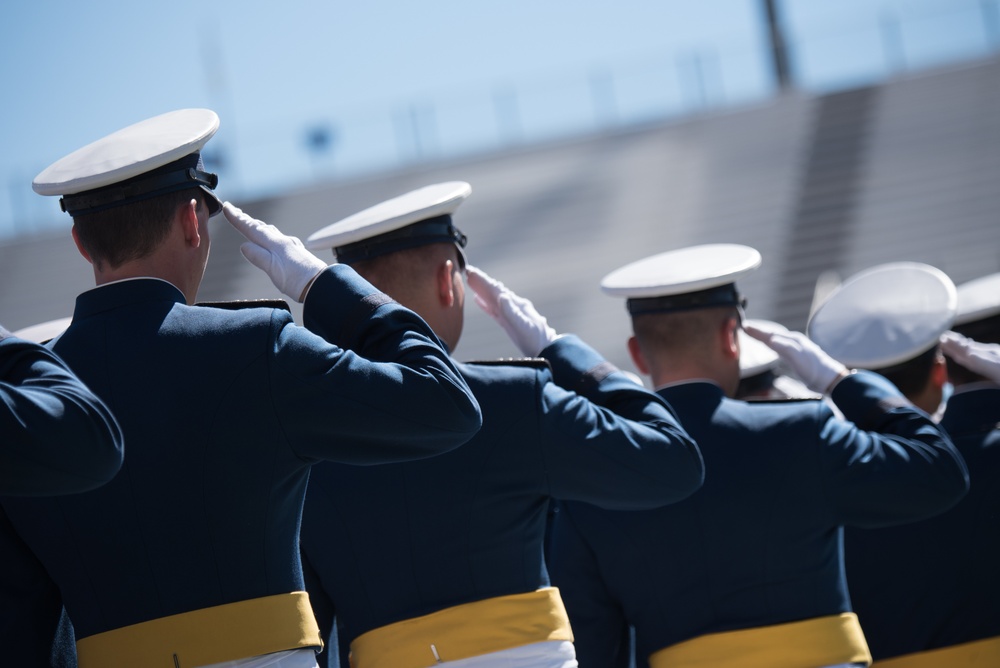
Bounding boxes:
2 0 997 374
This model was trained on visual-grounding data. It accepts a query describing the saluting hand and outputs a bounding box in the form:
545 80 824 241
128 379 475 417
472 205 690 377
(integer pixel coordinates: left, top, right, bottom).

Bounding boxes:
743 321 849 395
465 266 558 357
940 331 1000 383
224 202 329 302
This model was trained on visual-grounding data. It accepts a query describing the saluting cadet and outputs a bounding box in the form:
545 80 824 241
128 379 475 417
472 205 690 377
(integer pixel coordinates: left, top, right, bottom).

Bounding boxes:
0 109 482 668
808 263 956 417
298 182 705 668
547 244 969 668
832 267 1000 667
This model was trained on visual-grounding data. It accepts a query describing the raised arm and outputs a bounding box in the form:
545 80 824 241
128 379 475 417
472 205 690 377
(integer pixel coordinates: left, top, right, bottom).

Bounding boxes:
225 203 481 464
745 321 969 525
0 329 123 495
467 265 704 510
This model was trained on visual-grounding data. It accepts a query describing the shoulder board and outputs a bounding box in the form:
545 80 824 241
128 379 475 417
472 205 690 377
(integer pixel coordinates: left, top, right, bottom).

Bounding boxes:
463 357 551 370
196 299 292 313
743 396 821 404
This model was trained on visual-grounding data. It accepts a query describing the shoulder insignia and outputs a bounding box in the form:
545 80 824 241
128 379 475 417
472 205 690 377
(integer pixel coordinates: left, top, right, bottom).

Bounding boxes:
196 299 292 313
463 357 552 370
744 396 821 404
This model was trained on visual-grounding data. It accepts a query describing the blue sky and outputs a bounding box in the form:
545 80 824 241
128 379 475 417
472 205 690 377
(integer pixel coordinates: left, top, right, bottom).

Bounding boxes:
0 0 992 238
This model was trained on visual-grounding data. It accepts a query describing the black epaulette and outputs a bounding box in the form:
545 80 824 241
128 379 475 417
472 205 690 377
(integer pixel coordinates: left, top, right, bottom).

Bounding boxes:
196 299 292 313
743 396 821 404
463 357 552 371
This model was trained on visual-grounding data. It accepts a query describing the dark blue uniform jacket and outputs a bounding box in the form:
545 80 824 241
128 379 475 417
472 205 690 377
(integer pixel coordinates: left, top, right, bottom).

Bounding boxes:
300 335 704 665
1 266 481 648
549 372 969 667
846 384 1000 660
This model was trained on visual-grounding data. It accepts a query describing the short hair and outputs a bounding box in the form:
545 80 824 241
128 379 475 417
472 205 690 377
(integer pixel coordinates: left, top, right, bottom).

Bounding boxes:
72 188 204 271
871 345 939 399
348 241 458 297
632 305 738 359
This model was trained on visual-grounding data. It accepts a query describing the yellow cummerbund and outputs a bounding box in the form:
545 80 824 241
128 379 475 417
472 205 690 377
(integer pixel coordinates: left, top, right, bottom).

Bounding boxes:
76 591 322 668
873 635 1000 668
350 587 574 668
648 612 872 668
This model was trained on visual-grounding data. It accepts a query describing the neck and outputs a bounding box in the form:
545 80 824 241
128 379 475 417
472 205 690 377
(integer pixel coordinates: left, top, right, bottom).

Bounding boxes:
907 383 942 416
94 255 198 304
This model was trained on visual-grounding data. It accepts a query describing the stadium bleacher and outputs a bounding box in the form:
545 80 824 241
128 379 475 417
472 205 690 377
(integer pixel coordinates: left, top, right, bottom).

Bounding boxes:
2 55 997 377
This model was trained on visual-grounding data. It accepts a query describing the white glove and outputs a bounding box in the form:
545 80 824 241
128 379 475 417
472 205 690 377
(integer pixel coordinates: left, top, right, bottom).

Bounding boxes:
940 331 1000 383
465 265 557 356
224 202 328 302
743 321 848 395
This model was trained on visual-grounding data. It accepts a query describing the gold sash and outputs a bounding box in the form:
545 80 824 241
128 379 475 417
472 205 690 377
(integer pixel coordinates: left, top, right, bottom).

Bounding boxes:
76 591 322 668
873 635 1000 668
648 612 871 668
350 587 573 668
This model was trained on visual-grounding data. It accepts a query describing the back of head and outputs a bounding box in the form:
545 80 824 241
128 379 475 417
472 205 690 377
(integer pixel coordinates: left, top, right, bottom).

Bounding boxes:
350 242 456 305
808 262 956 410
73 188 204 271
306 182 472 350
32 109 223 272
871 346 941 399
633 306 738 371
601 243 761 393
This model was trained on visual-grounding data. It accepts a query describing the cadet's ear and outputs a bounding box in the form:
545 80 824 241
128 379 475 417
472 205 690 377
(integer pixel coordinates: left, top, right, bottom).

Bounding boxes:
180 199 201 249
720 316 740 360
628 335 650 375
436 258 457 308
930 349 948 390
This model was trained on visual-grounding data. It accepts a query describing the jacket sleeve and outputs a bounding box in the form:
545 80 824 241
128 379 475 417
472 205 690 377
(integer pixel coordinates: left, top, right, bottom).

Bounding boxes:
537 334 705 510
271 264 481 465
0 331 123 496
821 370 969 527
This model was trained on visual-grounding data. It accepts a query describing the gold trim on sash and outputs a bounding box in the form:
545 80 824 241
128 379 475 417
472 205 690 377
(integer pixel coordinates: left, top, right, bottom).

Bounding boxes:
350 587 574 668
648 612 871 668
76 591 322 668
873 635 1000 668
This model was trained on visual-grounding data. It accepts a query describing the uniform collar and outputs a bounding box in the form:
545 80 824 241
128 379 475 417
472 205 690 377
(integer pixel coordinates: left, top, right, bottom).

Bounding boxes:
655 378 724 393
74 278 186 320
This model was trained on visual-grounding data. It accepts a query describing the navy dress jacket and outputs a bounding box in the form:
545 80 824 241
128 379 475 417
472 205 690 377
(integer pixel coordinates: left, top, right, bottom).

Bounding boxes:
549 372 969 667
845 384 1000 660
300 335 704 665
1 266 481 648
